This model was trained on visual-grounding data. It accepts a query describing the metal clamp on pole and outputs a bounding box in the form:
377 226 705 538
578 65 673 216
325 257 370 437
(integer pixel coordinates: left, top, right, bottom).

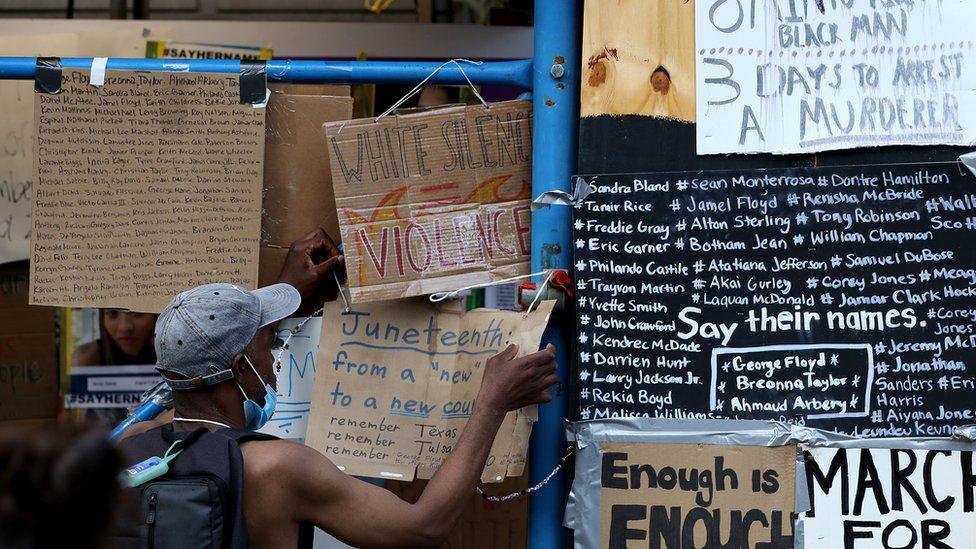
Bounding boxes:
518 270 573 315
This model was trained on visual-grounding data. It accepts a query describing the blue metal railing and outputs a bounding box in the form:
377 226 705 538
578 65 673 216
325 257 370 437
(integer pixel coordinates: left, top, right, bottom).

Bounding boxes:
529 2 580 547
0 57 534 88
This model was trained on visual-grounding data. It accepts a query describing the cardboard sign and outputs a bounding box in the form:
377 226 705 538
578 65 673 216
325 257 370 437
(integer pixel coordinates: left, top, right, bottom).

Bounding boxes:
802 446 976 548
306 299 554 482
600 442 795 548
0 265 57 422
0 29 161 265
325 101 533 303
258 317 323 441
258 85 353 286
696 0 976 154
30 69 265 312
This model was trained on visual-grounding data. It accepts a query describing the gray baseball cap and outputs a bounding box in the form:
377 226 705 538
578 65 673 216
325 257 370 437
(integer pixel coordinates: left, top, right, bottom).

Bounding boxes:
154 282 301 390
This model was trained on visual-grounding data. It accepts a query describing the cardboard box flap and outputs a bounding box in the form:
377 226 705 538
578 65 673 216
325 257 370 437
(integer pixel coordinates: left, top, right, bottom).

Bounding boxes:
262 90 353 250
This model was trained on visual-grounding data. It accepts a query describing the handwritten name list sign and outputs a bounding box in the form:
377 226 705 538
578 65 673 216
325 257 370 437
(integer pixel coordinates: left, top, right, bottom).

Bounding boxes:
306 299 554 482
30 70 265 312
696 0 976 154
325 101 532 304
0 29 152 265
574 163 976 437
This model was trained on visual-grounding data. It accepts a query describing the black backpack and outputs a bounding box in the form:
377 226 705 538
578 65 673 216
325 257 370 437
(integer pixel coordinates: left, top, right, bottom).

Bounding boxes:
111 425 277 549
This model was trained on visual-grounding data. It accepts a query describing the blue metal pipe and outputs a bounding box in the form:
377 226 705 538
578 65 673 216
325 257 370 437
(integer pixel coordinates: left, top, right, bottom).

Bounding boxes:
0 57 534 88
528 0 581 547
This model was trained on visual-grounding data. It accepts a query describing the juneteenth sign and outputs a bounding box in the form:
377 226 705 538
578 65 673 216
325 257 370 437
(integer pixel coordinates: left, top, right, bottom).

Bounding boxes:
325 101 532 303
802 446 976 548
600 442 794 548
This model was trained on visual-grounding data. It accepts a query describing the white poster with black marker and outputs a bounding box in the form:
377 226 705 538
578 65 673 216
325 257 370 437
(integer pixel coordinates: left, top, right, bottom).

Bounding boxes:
696 0 976 154
258 317 322 441
802 446 976 548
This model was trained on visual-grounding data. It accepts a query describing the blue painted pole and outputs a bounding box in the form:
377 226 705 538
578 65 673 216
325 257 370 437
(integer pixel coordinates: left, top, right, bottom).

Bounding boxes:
0 57 533 88
529 1 581 548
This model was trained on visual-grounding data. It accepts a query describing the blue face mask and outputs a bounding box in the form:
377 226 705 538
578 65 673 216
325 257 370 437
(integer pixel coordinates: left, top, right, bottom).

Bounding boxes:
237 356 276 431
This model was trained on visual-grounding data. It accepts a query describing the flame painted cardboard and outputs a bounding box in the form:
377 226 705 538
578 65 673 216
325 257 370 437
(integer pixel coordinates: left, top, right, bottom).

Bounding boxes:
325 101 533 303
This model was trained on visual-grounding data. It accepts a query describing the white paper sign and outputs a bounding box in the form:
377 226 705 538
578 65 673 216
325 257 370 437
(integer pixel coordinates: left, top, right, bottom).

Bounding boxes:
696 0 976 154
802 446 976 548
259 317 322 441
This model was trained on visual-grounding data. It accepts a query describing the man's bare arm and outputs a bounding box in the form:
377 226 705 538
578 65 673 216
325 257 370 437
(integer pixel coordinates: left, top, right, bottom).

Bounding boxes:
276 344 558 548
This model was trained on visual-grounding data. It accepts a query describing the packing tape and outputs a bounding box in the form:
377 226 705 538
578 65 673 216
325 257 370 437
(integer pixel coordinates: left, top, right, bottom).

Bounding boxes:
162 62 190 72
239 60 267 105
960 151 976 177
252 88 271 109
34 57 62 94
90 57 109 86
530 176 595 212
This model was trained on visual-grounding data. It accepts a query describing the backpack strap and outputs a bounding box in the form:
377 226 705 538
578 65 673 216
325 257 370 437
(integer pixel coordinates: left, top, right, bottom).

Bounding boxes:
160 426 209 448
219 429 280 445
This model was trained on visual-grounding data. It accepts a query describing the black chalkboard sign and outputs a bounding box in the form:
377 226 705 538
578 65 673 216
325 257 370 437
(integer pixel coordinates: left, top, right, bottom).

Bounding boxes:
574 162 976 437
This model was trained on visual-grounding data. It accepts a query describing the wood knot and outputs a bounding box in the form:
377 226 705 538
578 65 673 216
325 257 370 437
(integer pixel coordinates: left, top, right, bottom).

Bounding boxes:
587 60 607 87
650 66 671 95
586 48 617 88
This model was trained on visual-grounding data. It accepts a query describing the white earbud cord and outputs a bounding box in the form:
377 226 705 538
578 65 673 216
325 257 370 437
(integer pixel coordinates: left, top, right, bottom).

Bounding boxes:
172 417 232 429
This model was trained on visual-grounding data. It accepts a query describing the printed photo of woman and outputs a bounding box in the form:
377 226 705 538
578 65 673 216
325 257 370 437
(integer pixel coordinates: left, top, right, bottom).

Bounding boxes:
69 310 158 428
72 310 157 368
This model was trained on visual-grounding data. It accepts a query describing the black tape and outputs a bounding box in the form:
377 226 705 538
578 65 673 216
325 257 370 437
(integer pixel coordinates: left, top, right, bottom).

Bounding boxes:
239 60 267 105
34 57 62 94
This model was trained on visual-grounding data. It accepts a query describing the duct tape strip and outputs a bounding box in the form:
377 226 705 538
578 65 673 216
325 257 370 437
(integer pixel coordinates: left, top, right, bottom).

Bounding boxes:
34 57 62 94
90 57 109 86
239 60 267 105
564 418 976 549
530 176 595 212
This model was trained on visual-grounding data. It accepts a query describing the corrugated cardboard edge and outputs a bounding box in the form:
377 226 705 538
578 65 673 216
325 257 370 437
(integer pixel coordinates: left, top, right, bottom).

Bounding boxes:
348 263 530 304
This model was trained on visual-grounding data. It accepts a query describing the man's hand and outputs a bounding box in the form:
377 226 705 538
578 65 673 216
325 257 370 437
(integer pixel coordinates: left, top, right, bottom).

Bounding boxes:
477 344 558 413
276 229 345 313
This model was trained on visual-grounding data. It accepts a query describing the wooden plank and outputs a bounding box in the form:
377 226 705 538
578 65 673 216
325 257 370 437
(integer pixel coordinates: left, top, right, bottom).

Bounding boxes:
581 0 695 121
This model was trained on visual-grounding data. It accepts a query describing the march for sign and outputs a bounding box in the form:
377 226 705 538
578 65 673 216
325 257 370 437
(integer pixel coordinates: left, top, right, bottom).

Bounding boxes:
802 446 976 548
574 162 976 437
